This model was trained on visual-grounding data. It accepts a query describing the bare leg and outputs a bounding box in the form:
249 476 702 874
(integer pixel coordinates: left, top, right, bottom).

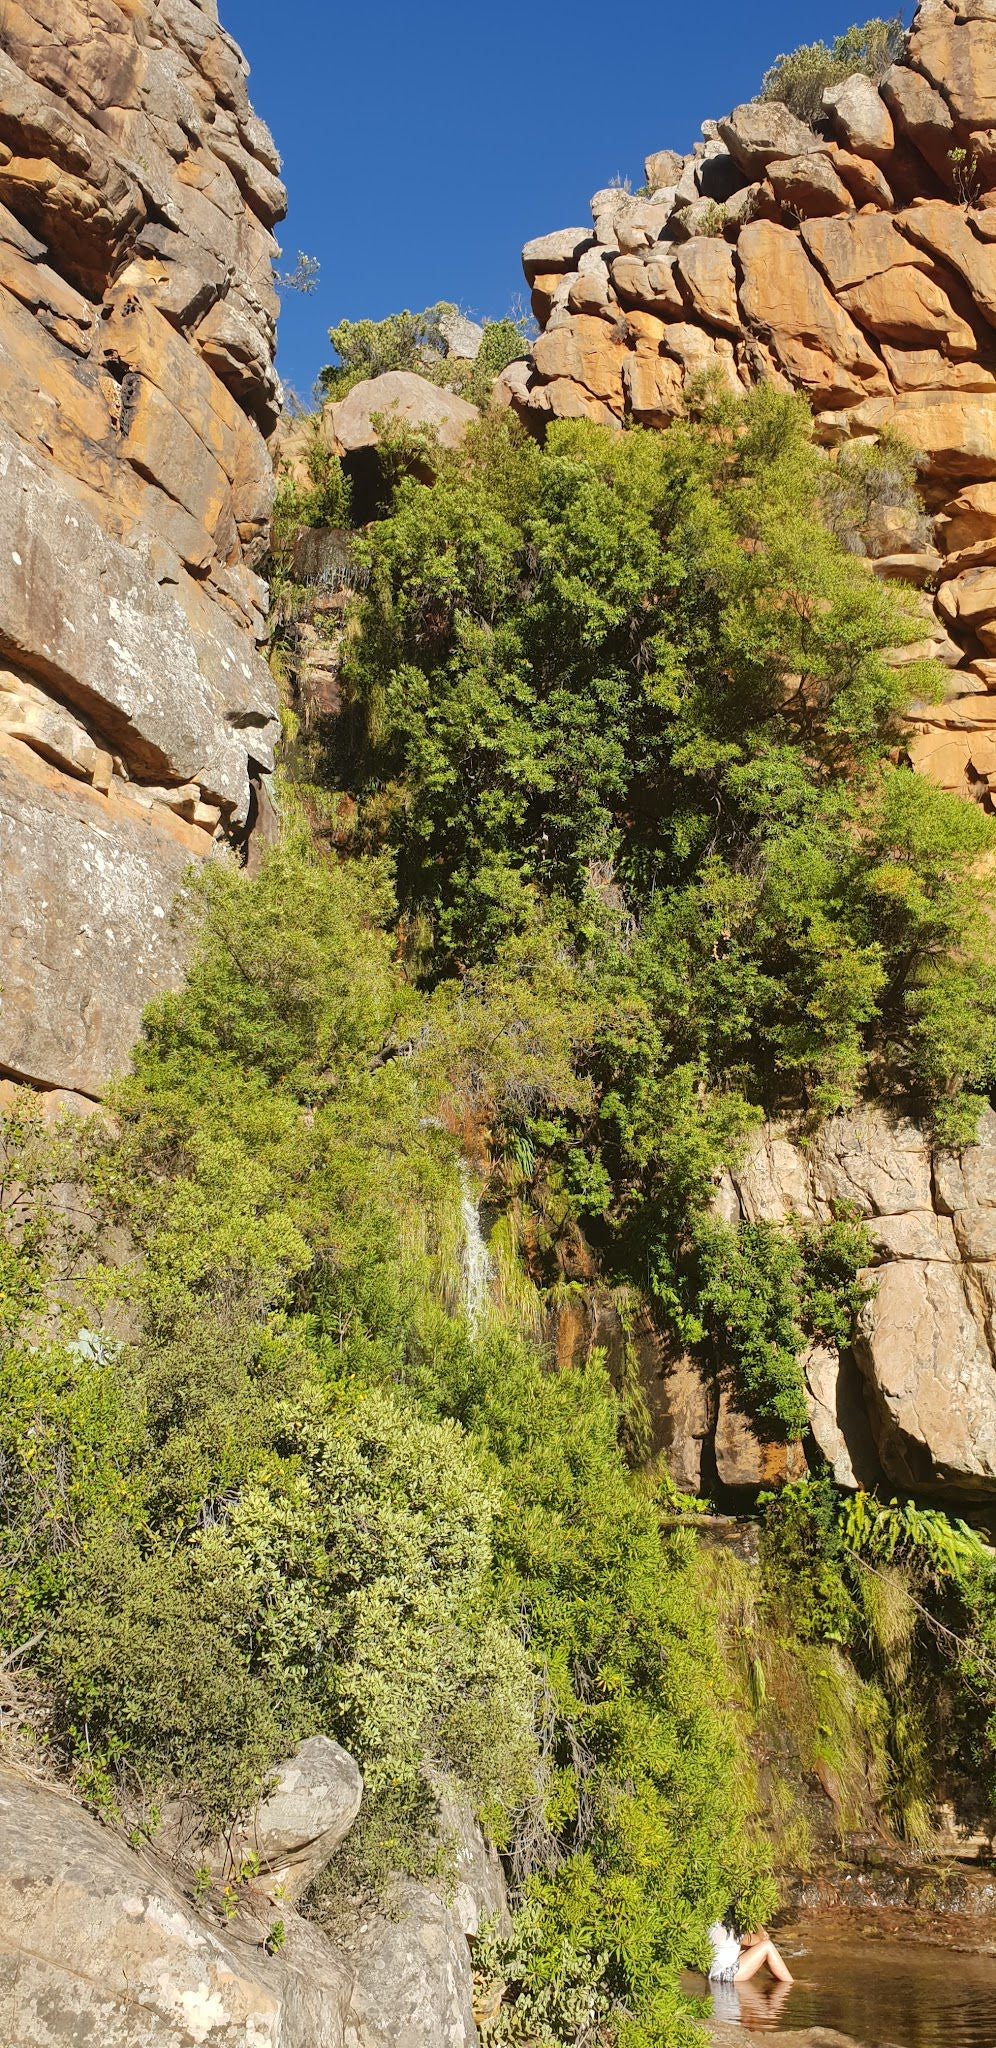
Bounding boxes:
735 1938 793 1985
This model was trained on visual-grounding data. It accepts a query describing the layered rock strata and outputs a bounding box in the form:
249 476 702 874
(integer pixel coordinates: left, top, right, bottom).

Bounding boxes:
0 0 284 1099
504 0 996 808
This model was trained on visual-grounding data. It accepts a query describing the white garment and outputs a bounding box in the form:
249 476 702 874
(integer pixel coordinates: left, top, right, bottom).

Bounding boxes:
707 1923 741 1981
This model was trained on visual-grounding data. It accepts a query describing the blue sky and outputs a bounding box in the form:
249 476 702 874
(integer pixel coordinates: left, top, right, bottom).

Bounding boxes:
228 0 903 399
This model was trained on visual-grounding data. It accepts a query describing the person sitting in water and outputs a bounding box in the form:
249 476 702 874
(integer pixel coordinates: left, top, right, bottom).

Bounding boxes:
707 1919 794 1987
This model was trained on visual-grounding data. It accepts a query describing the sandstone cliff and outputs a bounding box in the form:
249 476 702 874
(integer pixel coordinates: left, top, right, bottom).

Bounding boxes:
0 0 283 1101
503 0 996 812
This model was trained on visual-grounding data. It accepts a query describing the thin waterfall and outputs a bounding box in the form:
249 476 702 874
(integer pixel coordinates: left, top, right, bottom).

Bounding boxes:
459 1164 493 1337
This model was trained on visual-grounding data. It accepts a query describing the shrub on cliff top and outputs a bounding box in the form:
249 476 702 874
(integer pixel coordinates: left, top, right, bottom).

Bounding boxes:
759 17 907 125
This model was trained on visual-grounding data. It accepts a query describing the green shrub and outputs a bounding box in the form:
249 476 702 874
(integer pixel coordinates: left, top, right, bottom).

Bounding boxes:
760 17 907 125
319 304 459 401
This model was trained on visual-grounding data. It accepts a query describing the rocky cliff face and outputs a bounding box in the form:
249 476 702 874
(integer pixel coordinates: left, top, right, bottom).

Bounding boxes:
0 1746 501 2048
504 0 996 812
0 0 283 1102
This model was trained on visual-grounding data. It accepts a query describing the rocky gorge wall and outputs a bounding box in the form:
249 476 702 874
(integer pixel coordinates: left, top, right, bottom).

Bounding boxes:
501 0 996 814
0 0 283 1103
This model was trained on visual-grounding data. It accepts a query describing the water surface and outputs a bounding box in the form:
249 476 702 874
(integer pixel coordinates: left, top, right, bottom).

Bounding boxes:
689 1915 996 2045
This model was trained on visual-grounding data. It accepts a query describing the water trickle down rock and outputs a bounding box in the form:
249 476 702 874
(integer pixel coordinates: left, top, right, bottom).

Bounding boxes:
459 1165 494 1337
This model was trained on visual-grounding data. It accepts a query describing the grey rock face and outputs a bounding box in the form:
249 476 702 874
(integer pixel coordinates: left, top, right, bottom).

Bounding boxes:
0 429 278 818
244 1737 364 1905
439 311 485 361
0 0 283 1099
719 1105 996 1500
328 373 479 457
0 740 198 1096
433 1781 511 1940
0 1765 352 2048
343 1881 478 2048
716 101 823 178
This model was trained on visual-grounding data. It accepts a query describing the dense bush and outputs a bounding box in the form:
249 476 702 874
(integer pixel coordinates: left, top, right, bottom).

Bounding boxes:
317 303 528 407
759 17 907 124
0 840 771 2046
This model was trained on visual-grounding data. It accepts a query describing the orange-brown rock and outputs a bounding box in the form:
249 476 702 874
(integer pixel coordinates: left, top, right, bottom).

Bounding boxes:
829 146 895 209
531 314 628 409
804 211 976 348
881 60 957 182
897 200 996 326
737 222 889 404
766 152 854 217
674 237 740 331
937 479 996 548
623 350 684 424
911 0 996 130
516 0 996 814
0 1 284 1096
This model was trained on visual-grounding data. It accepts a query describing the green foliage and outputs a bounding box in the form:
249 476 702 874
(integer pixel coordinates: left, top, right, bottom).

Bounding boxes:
271 434 352 562
759 17 907 124
319 304 458 400
0 839 773 2044
317 304 530 410
345 392 990 1150
426 1340 775 2040
337 389 995 1431
462 317 530 408
821 430 931 558
690 1216 872 1437
759 1478 996 1838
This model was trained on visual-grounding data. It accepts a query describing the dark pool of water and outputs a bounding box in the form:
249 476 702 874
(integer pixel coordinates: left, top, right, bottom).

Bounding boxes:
685 1916 996 2045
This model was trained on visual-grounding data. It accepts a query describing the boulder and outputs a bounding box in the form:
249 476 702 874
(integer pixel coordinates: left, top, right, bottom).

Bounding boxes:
911 0 996 129
937 479 996 547
0 1765 353 2048
717 100 823 179
880 61 958 181
342 1880 478 2048
766 153 855 218
531 314 628 409
674 238 740 331
522 227 593 280
233 1737 364 1906
327 373 479 456
822 73 896 162
645 147 685 191
439 311 484 361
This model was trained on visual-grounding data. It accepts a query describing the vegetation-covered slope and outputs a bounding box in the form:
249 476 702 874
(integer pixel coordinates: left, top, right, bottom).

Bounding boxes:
7 378 996 2047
